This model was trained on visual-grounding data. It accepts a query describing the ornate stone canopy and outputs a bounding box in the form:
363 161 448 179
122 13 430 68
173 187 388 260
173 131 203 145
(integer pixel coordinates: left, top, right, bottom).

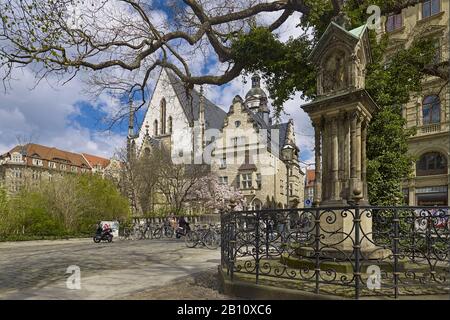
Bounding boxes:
309 22 372 97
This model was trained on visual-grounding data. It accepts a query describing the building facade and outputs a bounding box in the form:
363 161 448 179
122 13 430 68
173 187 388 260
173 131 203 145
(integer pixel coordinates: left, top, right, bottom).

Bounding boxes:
304 169 316 207
0 144 113 194
132 69 305 210
380 0 449 205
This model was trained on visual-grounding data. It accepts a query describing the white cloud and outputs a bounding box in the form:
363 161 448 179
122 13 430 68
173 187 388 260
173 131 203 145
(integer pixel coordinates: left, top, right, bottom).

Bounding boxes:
0 67 126 157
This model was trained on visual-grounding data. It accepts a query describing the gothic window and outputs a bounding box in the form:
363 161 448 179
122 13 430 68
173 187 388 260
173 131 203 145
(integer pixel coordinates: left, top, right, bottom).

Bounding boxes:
422 0 440 19
160 98 166 135
417 152 447 176
422 95 441 125
168 116 173 134
154 119 158 136
386 13 402 32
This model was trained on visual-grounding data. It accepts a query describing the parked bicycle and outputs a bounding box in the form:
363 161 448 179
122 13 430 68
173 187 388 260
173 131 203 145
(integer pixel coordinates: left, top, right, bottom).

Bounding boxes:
185 224 220 249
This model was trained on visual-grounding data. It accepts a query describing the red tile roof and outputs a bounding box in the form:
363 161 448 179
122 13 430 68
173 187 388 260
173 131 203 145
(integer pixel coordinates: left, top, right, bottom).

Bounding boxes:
6 143 90 168
82 153 110 169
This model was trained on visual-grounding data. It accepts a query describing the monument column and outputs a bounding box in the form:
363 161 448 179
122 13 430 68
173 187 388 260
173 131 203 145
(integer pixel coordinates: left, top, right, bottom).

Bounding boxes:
361 120 368 202
331 117 340 200
313 121 322 206
356 115 362 184
350 112 358 197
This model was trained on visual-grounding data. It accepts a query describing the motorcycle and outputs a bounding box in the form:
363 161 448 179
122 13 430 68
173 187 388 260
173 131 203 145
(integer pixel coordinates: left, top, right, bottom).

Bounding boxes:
93 228 113 243
175 223 191 238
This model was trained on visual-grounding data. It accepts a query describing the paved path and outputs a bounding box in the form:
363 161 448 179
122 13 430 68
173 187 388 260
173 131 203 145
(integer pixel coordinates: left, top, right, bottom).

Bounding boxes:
0 238 225 300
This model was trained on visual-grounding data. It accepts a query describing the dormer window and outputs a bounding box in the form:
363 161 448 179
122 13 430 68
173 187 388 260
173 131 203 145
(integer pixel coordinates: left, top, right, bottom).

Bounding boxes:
11 153 22 163
48 162 57 169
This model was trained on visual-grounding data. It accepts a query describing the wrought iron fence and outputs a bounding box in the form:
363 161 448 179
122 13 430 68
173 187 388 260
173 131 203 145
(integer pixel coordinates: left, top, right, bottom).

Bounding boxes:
220 206 450 299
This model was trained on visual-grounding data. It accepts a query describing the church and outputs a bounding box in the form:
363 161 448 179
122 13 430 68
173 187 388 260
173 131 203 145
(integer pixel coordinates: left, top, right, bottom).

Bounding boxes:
130 68 305 210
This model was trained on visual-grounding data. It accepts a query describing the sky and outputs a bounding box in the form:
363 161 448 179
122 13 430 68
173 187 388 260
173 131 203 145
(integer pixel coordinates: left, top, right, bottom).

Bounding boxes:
0 2 315 170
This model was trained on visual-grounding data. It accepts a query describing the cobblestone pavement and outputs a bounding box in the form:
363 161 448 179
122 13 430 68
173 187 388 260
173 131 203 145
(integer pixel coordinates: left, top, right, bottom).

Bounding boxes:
0 238 232 300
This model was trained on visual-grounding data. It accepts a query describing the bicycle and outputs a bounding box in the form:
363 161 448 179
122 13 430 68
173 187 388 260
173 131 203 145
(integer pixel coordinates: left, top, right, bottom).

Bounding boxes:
185 224 220 249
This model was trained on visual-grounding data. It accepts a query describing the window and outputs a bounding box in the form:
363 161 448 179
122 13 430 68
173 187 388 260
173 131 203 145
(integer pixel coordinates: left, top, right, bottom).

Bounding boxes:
386 13 402 32
422 0 440 19
244 149 250 164
242 173 252 189
11 153 22 163
289 183 293 196
154 119 158 136
235 121 241 128
48 162 56 169
160 98 166 135
71 166 77 173
60 164 67 170
422 95 441 125
220 157 227 169
256 173 261 189
280 179 284 194
219 176 228 185
32 171 40 180
32 158 43 166
13 168 22 179
417 152 447 176
168 116 173 134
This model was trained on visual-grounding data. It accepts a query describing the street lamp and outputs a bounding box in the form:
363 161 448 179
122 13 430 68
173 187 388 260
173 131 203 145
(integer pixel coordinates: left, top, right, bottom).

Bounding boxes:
282 144 295 209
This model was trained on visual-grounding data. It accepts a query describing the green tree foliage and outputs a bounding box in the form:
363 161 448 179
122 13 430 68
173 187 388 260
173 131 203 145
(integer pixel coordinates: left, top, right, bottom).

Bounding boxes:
230 2 437 205
0 174 130 239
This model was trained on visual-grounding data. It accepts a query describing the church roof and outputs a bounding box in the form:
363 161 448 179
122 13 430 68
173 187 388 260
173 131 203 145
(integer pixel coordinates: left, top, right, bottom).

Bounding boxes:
166 71 227 130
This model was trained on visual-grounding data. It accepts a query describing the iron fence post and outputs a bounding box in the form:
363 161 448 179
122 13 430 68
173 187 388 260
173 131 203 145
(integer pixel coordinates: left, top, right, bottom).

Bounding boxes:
393 208 399 299
230 211 236 282
255 211 260 284
315 207 320 294
265 214 270 259
353 198 362 300
411 210 416 262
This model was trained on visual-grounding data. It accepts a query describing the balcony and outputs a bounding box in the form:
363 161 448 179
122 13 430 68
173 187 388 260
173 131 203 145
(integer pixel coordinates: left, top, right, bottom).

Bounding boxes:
415 121 449 137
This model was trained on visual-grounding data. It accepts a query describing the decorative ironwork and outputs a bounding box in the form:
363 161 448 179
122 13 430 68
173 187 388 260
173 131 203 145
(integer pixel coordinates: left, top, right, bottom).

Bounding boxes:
220 206 450 299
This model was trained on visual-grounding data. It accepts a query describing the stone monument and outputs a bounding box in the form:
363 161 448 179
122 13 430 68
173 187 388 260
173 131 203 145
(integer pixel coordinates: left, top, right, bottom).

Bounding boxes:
301 22 387 258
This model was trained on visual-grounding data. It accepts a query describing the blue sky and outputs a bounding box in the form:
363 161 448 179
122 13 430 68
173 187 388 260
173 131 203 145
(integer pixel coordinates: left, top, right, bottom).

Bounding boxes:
0 2 315 167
